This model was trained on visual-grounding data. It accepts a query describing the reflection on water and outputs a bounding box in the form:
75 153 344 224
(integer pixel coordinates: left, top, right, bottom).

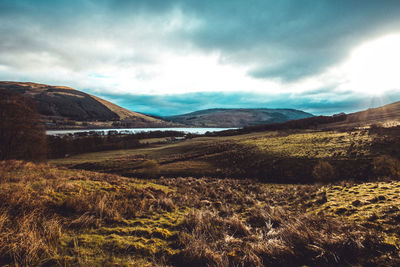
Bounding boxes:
46 127 237 136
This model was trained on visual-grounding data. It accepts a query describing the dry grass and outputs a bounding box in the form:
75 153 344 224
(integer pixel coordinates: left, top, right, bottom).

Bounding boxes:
240 130 372 159
173 209 388 267
0 160 178 266
51 128 400 182
310 181 400 241
157 177 398 266
1 161 399 266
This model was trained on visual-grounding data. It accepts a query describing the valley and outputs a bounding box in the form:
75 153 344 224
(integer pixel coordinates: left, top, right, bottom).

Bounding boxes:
1 82 400 266
2 1 400 265
52 127 399 182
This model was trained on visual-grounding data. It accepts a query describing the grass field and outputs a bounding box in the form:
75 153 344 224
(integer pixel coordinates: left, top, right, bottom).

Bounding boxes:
310 181 400 244
3 128 400 265
1 160 400 266
51 129 397 182
0 161 183 266
240 130 373 158
51 130 371 166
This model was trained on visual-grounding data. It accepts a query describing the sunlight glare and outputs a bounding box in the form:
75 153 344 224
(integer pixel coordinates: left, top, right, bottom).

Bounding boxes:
342 34 400 95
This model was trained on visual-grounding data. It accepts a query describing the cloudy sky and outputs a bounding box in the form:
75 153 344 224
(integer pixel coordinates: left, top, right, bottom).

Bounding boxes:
1 0 400 115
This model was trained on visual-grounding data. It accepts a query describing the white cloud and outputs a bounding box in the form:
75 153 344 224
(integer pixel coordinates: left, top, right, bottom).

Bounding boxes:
3 33 400 101
1 0 400 116
338 34 400 95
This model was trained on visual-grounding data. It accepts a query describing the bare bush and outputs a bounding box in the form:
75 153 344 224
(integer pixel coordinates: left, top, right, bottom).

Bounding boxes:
312 161 336 182
373 155 400 179
142 159 160 178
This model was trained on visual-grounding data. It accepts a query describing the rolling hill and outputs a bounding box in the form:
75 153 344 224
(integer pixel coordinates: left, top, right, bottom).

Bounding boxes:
165 108 314 127
323 101 400 129
0 81 172 129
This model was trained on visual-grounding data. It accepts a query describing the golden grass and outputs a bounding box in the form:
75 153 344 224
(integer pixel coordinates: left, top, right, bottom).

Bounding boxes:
241 130 373 158
0 160 181 266
50 129 383 181
2 160 399 266
309 181 400 247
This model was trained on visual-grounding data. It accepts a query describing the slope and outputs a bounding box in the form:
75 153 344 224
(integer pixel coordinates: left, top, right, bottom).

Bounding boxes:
0 81 170 128
165 108 314 127
325 101 400 129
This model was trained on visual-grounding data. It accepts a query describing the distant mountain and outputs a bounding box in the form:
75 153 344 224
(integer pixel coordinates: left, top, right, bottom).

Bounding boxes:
165 108 314 127
0 81 172 129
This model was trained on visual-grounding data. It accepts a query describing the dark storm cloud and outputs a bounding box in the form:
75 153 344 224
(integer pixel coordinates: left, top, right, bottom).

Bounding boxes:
103 0 400 81
1 0 400 115
0 0 180 72
2 0 400 80
177 0 400 81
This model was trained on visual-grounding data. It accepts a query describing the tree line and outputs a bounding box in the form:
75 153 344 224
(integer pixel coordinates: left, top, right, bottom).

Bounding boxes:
47 130 198 158
0 89 201 160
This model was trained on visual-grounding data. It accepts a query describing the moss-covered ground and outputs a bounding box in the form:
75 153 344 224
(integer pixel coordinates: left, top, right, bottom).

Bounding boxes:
0 161 186 266
240 130 374 158
309 181 400 248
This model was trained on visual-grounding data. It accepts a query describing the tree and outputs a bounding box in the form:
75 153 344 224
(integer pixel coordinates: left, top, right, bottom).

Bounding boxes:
0 89 47 161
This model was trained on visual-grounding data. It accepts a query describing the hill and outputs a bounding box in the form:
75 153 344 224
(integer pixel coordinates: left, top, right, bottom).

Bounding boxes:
0 81 172 129
326 101 400 128
165 108 314 127
205 100 400 135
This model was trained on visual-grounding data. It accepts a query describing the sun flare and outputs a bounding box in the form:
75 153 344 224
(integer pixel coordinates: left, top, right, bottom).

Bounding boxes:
343 34 400 95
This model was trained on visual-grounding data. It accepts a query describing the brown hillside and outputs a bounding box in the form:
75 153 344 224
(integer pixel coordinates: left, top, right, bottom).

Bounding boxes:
0 81 170 128
90 94 159 122
326 101 400 128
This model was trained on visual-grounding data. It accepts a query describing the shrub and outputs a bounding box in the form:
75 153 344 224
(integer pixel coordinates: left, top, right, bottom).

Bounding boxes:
373 155 400 179
312 161 336 182
142 160 160 178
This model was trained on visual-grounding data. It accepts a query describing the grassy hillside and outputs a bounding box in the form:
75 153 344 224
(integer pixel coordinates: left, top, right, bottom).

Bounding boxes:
324 101 400 129
90 94 161 122
165 108 313 127
1 161 398 266
52 127 400 182
0 81 171 129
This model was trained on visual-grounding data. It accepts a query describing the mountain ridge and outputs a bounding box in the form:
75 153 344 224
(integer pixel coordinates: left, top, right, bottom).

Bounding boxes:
165 108 314 127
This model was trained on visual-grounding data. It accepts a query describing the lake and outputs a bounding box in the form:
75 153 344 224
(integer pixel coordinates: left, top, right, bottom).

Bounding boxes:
46 127 237 136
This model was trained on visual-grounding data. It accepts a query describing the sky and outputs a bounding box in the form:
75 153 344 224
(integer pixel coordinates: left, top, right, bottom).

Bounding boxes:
1 0 400 116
